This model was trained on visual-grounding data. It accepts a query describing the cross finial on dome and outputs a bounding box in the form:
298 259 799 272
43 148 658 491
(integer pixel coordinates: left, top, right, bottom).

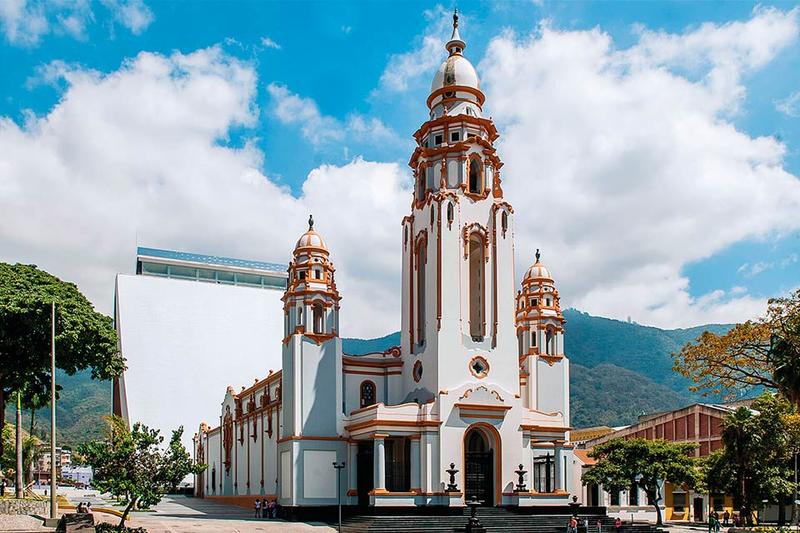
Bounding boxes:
535 248 541 262
308 214 314 230
446 7 466 55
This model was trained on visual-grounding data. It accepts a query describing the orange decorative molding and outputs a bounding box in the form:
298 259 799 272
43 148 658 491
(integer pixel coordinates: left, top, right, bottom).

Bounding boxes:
455 403 511 412
344 419 442 432
342 356 404 368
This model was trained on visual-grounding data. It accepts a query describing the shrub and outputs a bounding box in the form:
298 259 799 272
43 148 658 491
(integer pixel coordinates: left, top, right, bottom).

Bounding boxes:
95 523 148 533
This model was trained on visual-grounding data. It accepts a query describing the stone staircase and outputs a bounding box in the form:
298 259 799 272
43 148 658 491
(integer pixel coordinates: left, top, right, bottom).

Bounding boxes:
338 508 667 533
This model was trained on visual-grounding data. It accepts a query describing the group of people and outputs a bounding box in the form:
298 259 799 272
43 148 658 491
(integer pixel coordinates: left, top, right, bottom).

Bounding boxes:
253 498 278 519
567 516 622 533
709 509 736 531
76 502 93 514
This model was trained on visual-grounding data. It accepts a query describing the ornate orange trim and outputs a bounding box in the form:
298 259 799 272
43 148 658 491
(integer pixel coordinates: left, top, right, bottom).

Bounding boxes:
455 403 511 412
344 419 442 432
427 85 486 109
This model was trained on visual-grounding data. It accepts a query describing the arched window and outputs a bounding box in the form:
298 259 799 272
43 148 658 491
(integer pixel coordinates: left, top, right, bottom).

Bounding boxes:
360 380 376 408
518 329 524 356
545 328 555 355
297 306 303 326
468 157 483 194
468 233 485 340
416 239 426 345
312 303 324 334
430 205 435 227
447 202 454 228
501 211 508 236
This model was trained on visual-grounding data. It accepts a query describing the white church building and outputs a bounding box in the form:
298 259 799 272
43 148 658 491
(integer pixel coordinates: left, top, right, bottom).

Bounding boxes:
193 13 573 510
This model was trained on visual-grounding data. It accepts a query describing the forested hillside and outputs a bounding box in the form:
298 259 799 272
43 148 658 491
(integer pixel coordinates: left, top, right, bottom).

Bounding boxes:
8 309 731 444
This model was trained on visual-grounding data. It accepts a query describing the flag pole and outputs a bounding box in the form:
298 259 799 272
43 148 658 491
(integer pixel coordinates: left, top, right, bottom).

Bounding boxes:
50 301 57 519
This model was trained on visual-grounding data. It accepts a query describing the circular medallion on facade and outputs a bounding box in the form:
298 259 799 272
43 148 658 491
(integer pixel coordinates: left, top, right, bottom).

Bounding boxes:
413 360 423 382
469 356 490 379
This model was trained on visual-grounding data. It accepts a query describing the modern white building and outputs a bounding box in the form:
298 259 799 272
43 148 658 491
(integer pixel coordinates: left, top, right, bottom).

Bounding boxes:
113 247 288 451
193 13 573 510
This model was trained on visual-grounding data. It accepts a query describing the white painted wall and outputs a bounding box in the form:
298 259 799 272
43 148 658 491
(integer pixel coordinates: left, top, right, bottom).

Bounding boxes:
115 274 284 451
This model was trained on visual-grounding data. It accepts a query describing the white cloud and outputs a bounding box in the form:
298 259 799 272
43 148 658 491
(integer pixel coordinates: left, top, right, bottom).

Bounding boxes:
100 0 154 35
480 6 800 328
738 252 799 277
376 6 452 93
0 0 153 46
0 47 407 338
267 83 400 149
0 0 92 46
776 90 800 117
260 36 281 50
3 5 800 342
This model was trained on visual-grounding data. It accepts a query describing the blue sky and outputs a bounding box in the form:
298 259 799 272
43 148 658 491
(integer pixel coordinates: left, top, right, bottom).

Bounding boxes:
1 0 799 334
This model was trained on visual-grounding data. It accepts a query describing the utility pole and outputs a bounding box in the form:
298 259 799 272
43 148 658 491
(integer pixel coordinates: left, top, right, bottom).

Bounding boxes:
50 301 57 520
15 391 22 498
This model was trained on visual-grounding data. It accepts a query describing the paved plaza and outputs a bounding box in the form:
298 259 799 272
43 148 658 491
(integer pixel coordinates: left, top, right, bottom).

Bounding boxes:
117 496 334 532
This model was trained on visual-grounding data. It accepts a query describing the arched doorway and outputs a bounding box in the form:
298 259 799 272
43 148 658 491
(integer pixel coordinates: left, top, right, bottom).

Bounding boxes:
463 425 500 505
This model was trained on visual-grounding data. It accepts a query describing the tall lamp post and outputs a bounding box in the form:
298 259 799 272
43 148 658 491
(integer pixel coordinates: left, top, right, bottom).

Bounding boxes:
333 461 345 533
49 301 57 520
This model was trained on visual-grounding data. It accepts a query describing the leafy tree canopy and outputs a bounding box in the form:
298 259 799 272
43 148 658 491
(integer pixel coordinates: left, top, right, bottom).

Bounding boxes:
583 438 699 525
702 393 798 525
0 263 125 455
674 289 800 407
79 416 204 527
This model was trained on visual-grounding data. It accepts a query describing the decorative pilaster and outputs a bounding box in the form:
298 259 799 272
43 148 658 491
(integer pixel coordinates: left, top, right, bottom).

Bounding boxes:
409 436 421 492
554 441 564 492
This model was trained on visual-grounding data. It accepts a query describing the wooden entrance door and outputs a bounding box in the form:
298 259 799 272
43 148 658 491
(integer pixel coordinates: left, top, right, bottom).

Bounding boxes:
464 429 494 505
465 450 494 505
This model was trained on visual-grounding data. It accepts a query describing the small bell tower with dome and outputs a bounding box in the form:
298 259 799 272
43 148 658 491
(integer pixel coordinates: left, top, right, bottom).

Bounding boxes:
401 9 518 397
281 214 342 438
516 250 569 422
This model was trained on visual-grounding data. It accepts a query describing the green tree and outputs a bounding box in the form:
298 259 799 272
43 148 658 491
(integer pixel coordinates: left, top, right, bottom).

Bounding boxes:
582 438 699 525
674 289 800 408
0 263 125 459
0 423 41 487
702 393 796 525
79 416 204 528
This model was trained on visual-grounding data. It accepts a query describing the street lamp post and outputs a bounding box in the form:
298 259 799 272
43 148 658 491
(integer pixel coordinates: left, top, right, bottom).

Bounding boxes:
333 461 346 533
49 301 57 520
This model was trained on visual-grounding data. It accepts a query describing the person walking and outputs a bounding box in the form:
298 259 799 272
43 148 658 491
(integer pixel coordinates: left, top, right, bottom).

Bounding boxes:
614 516 622 533
0 478 6 497
596 518 603 533
261 498 267 518
723 510 730 526
254 498 261 518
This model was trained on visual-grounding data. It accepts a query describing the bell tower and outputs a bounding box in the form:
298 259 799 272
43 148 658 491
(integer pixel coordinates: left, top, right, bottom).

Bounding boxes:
281 215 343 438
401 11 518 397
516 250 569 423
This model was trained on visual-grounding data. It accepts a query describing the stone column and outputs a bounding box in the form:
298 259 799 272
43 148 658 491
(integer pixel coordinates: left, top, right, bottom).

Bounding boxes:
409 436 421 492
374 434 388 492
554 441 564 492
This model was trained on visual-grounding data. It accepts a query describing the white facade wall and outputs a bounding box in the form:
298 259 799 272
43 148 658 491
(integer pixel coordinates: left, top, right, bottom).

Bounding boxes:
115 274 284 452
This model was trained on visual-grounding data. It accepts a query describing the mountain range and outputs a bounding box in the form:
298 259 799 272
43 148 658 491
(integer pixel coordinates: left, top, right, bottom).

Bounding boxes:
6 309 732 445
